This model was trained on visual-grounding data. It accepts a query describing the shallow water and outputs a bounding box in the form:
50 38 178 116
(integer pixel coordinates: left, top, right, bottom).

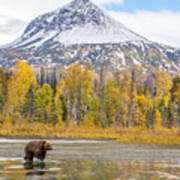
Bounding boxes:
0 139 180 180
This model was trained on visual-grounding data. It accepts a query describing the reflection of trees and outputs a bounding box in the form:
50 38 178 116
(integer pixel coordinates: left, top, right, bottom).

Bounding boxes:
1 159 179 180
59 159 180 180
90 160 120 180
60 160 122 180
60 160 85 180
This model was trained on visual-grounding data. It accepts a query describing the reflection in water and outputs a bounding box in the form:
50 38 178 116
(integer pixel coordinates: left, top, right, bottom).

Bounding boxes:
24 161 46 170
1 140 180 179
24 161 34 170
0 159 180 180
24 161 47 178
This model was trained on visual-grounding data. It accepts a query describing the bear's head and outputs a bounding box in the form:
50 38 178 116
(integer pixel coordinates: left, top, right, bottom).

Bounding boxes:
41 140 53 151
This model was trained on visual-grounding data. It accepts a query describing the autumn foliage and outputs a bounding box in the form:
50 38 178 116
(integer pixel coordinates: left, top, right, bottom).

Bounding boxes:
0 60 180 144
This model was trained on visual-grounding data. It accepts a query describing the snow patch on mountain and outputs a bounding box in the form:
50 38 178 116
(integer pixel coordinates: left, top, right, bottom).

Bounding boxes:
55 22 146 45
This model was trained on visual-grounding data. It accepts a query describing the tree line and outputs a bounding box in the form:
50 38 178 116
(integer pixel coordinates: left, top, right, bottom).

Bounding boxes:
0 60 179 130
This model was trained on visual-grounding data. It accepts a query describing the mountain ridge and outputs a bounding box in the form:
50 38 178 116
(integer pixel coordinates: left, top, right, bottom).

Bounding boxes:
6 0 149 49
0 0 180 73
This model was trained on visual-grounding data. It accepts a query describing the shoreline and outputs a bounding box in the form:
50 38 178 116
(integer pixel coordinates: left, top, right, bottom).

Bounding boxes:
0 134 180 147
1 123 180 145
0 135 116 141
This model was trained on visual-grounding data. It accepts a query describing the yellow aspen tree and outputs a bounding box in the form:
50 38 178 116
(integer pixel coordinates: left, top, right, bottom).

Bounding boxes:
153 69 172 128
61 63 94 127
135 94 152 129
104 79 121 126
5 60 34 125
155 109 162 131
54 86 63 124
120 73 131 127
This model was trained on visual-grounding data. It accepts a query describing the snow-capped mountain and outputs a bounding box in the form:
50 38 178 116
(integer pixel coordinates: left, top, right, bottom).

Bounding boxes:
0 0 180 73
8 0 148 48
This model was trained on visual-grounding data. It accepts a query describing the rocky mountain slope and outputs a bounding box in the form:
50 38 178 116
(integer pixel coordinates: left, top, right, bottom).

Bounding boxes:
0 0 180 73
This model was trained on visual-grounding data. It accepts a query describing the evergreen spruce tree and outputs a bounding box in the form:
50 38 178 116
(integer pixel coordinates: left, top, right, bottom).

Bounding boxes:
50 96 59 125
22 82 37 123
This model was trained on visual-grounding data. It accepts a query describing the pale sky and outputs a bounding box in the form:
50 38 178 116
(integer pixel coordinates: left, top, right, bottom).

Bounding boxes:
0 0 180 47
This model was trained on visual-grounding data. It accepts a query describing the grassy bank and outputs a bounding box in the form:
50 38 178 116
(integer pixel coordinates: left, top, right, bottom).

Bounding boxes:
0 122 119 140
1 123 180 145
116 128 180 145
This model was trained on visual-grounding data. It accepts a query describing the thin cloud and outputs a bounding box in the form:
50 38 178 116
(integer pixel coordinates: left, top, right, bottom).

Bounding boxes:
108 10 180 47
0 15 26 34
92 0 124 5
0 0 123 21
0 15 26 45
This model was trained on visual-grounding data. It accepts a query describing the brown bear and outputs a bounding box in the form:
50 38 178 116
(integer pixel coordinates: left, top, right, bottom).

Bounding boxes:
24 140 52 161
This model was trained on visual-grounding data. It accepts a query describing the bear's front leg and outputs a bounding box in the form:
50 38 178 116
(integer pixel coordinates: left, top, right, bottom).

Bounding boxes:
37 151 46 161
40 151 47 161
25 151 34 162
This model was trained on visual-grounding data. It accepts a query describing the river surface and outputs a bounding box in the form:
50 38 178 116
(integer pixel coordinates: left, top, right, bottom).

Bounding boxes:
0 138 180 179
